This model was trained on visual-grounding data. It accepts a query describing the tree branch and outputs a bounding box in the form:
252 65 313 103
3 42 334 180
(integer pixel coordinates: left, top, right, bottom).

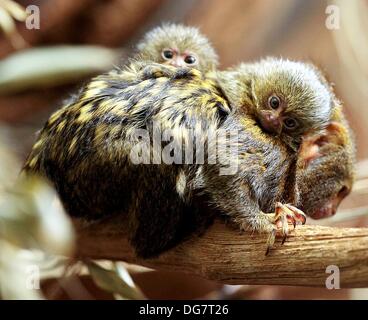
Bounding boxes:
73 217 368 288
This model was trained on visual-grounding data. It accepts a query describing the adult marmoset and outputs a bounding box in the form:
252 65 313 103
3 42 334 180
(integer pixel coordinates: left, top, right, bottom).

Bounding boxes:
23 58 336 257
220 60 355 218
221 61 355 219
296 102 355 219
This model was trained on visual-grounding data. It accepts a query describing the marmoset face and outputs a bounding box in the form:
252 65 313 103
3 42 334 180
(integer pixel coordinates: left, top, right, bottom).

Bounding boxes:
249 58 333 149
137 24 219 73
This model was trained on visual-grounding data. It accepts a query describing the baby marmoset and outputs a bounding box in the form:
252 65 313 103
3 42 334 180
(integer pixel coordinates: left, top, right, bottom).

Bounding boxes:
23 54 340 257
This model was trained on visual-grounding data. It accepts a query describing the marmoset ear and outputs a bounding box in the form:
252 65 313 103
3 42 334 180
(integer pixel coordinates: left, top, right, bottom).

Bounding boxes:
323 121 349 146
299 122 347 168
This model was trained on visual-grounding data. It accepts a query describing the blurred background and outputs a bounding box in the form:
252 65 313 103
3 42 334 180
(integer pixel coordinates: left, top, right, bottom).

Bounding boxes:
0 0 368 300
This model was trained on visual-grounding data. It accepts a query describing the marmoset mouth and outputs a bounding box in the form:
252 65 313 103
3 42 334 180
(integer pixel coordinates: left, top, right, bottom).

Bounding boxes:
310 192 348 219
309 203 337 219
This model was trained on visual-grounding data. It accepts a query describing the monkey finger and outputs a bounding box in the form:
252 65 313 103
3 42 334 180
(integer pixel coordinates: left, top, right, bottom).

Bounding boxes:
284 204 307 225
265 229 276 256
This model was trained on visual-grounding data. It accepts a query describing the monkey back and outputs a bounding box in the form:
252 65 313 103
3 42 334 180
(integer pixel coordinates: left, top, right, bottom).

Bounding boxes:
23 64 231 218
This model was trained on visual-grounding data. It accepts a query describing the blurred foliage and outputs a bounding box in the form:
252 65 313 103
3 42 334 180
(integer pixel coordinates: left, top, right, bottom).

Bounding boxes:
333 0 368 112
0 135 75 299
87 261 145 300
1 176 75 254
0 135 143 300
0 45 121 94
0 0 27 48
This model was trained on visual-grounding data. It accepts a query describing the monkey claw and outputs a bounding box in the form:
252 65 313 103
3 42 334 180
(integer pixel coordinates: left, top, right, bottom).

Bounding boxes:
266 202 306 255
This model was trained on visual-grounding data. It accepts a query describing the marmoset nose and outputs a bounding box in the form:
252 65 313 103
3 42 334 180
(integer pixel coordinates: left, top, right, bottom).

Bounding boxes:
169 57 186 68
309 185 351 219
259 112 282 134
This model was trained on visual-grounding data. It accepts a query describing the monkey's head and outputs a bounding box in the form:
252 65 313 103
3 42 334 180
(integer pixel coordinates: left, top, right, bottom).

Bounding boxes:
297 121 355 219
136 23 218 73
233 58 333 151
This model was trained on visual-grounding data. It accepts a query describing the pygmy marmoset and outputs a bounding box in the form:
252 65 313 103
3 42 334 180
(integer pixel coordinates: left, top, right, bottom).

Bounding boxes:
23 53 343 257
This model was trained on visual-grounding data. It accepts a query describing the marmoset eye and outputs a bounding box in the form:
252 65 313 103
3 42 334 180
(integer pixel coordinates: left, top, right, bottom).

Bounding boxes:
162 49 174 60
184 55 197 65
268 95 280 109
284 117 298 129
